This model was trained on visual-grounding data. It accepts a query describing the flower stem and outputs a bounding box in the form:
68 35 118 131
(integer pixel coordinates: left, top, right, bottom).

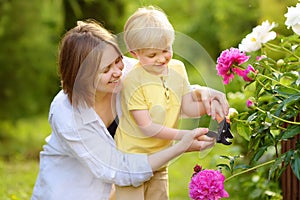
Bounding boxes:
225 159 276 182
264 43 300 60
256 73 300 92
255 106 300 125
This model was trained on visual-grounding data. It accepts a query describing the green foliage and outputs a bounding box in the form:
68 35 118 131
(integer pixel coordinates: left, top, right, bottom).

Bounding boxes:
216 155 282 199
214 0 260 51
235 33 300 178
62 0 126 33
216 4 300 198
0 0 61 120
0 116 50 161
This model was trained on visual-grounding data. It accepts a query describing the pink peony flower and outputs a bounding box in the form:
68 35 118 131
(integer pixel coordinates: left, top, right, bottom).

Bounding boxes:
256 55 267 61
242 65 256 81
216 48 250 84
189 166 229 200
232 65 256 82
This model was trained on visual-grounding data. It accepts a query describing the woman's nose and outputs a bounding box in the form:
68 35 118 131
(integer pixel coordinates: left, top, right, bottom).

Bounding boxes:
118 59 125 70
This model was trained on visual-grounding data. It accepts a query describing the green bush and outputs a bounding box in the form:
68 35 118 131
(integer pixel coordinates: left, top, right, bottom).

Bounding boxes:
0 116 51 161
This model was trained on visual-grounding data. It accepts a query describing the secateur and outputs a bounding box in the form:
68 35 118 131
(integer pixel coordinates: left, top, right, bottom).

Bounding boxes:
191 87 234 145
206 117 234 145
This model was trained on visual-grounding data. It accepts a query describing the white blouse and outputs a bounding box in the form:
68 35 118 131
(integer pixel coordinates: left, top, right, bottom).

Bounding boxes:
31 57 152 200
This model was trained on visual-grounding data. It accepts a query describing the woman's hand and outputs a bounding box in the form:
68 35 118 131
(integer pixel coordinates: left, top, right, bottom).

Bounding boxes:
178 128 215 152
186 138 216 152
191 85 229 120
184 128 216 152
148 128 212 171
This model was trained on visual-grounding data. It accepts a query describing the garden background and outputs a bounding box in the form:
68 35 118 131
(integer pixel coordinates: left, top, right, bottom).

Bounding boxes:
0 0 298 199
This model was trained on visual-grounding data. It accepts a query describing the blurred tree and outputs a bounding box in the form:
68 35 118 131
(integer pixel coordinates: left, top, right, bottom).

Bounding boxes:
62 0 126 34
214 0 259 53
0 0 62 120
259 0 298 35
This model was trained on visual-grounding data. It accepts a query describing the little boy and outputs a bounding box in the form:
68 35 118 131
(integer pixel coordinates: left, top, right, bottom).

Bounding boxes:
114 6 211 200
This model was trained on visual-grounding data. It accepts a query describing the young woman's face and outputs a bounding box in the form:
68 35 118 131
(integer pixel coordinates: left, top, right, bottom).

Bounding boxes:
134 47 172 75
96 45 124 94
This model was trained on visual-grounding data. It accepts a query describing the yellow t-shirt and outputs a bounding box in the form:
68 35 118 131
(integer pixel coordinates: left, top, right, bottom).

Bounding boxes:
115 59 191 154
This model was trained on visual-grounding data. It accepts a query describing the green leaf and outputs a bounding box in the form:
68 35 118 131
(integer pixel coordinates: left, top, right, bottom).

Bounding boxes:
216 164 231 173
253 146 268 162
291 151 300 180
282 93 300 112
236 123 251 141
282 125 300 140
219 155 231 161
282 71 299 81
268 157 284 180
274 87 297 95
247 112 257 123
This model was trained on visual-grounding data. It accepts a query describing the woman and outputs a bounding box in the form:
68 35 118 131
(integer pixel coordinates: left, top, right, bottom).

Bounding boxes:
31 20 228 200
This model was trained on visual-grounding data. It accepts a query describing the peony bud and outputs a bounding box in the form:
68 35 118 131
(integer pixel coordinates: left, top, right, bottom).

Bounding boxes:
228 108 238 120
276 59 285 67
246 99 255 108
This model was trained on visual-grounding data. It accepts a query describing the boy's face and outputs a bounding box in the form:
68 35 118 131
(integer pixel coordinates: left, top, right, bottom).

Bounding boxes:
133 47 172 75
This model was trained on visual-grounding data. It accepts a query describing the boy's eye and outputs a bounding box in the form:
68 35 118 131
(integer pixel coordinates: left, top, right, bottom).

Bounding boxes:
147 54 156 58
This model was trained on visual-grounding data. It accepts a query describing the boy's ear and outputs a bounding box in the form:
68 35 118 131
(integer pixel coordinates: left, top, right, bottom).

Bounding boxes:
130 51 138 58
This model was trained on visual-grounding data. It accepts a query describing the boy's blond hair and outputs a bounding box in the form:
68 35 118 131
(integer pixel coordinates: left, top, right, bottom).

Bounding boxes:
124 6 175 51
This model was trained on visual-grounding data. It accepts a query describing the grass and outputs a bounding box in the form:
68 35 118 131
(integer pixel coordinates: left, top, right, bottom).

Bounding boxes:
1 117 280 199
0 158 39 200
0 116 238 199
0 144 234 200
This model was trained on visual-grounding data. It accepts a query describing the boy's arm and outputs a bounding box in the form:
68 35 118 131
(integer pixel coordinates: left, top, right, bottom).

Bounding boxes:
191 85 229 119
131 109 192 140
181 91 226 121
181 92 207 117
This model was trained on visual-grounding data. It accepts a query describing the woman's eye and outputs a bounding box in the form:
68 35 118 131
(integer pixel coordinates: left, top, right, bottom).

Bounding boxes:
115 56 122 64
102 65 111 73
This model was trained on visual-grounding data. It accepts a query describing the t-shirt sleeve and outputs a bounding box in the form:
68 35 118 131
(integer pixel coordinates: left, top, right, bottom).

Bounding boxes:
122 71 148 111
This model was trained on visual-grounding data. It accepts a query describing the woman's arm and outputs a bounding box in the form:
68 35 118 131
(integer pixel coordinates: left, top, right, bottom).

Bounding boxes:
55 116 212 187
147 128 213 171
131 109 197 140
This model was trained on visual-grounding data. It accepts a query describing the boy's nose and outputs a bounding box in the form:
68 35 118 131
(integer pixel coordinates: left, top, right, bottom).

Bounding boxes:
157 55 166 63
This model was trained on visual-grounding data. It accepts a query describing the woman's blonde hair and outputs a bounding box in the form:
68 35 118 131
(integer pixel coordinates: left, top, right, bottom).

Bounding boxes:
124 6 175 51
59 19 121 107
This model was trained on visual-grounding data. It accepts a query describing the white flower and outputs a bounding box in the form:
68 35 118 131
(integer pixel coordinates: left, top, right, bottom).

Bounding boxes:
238 20 277 52
284 3 300 35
